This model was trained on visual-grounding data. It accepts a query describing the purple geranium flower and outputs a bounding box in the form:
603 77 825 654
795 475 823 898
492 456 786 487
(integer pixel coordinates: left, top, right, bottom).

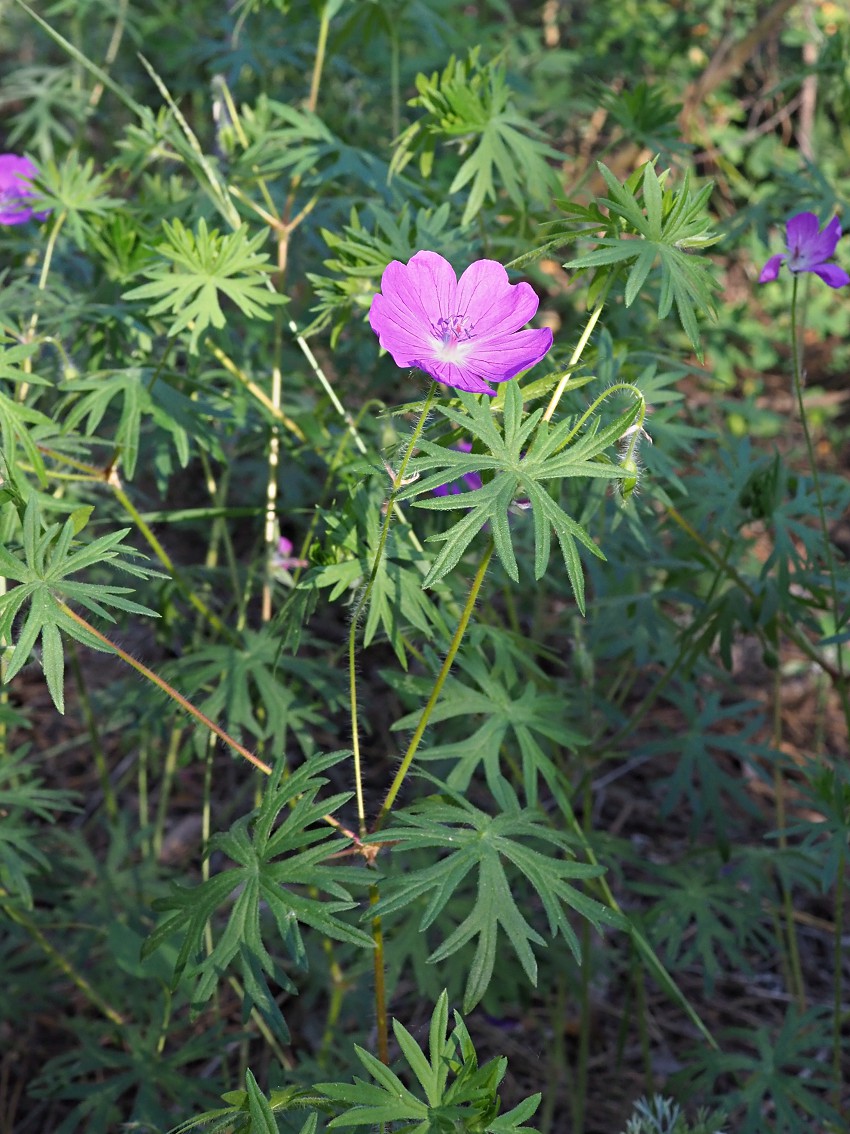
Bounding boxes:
0 154 47 226
759 212 849 289
368 250 553 395
433 441 483 497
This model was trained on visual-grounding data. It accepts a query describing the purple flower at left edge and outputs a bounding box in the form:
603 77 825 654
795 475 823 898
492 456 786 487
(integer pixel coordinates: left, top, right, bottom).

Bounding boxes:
433 441 483 497
759 212 850 289
368 250 553 395
0 154 49 226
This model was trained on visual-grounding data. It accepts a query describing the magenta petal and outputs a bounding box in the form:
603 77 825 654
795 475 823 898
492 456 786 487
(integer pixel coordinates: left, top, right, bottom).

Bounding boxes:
810 263 850 289
0 154 43 225
415 357 497 395
459 266 541 338
388 250 457 323
758 254 785 284
369 293 432 364
466 327 554 381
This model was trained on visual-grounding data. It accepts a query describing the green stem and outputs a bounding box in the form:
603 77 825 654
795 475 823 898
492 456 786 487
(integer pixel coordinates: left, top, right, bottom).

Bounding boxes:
349 384 436 835
789 275 850 1095
1 894 125 1027
790 277 850 719
377 538 495 824
309 5 331 115
18 211 67 402
542 283 611 423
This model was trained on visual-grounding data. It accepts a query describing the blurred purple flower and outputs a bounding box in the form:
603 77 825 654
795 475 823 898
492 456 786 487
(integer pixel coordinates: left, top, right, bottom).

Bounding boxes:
759 212 849 289
433 441 483 497
270 536 308 571
368 250 553 395
0 154 48 226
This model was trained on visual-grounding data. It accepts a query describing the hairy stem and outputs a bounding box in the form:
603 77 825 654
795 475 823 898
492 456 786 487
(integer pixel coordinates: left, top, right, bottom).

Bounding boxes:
789 275 850 1092
349 384 437 835
542 284 611 423
58 603 272 775
378 538 495 823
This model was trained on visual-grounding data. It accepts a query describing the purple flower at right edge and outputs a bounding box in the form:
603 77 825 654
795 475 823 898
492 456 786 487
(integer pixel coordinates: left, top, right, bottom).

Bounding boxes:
759 212 850 288
0 154 48 226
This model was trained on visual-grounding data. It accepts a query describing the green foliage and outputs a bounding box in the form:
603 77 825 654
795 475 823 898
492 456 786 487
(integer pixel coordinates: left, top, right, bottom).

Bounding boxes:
562 162 719 356
675 1006 843 1134
143 752 373 1041
2 0 848 1126
0 497 159 710
368 788 621 1011
389 625 586 806
316 990 541 1131
390 49 562 226
398 379 642 609
619 1096 726 1134
124 218 287 352
0 745 78 907
306 203 466 343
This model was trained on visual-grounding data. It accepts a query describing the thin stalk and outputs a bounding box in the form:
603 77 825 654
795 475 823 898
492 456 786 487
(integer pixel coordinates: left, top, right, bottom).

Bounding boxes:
87 0 128 109
789 274 850 1093
153 726 184 859
1 894 125 1027
369 882 389 1065
18 210 67 402
378 538 495 823
790 277 850 720
542 285 610 423
57 602 272 775
261 362 283 623
770 637 806 1010
349 384 436 836
308 5 330 115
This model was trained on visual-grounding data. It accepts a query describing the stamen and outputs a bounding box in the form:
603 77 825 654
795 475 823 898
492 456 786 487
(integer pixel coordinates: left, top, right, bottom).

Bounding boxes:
437 314 473 345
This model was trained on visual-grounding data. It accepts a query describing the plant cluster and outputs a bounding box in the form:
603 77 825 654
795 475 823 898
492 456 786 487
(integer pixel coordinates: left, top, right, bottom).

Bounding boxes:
1 1 849 1132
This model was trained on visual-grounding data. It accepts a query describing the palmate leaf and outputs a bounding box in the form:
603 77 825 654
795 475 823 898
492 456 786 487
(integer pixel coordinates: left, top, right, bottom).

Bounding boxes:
390 628 587 807
166 627 330 757
390 50 562 227
61 368 192 479
124 218 287 352
316 990 541 1132
367 790 622 1011
0 337 55 492
565 162 720 357
0 496 160 711
143 752 373 1042
397 380 642 611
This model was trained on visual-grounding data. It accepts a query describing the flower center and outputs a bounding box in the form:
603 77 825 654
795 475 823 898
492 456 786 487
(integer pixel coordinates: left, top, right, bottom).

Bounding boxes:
437 314 473 345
